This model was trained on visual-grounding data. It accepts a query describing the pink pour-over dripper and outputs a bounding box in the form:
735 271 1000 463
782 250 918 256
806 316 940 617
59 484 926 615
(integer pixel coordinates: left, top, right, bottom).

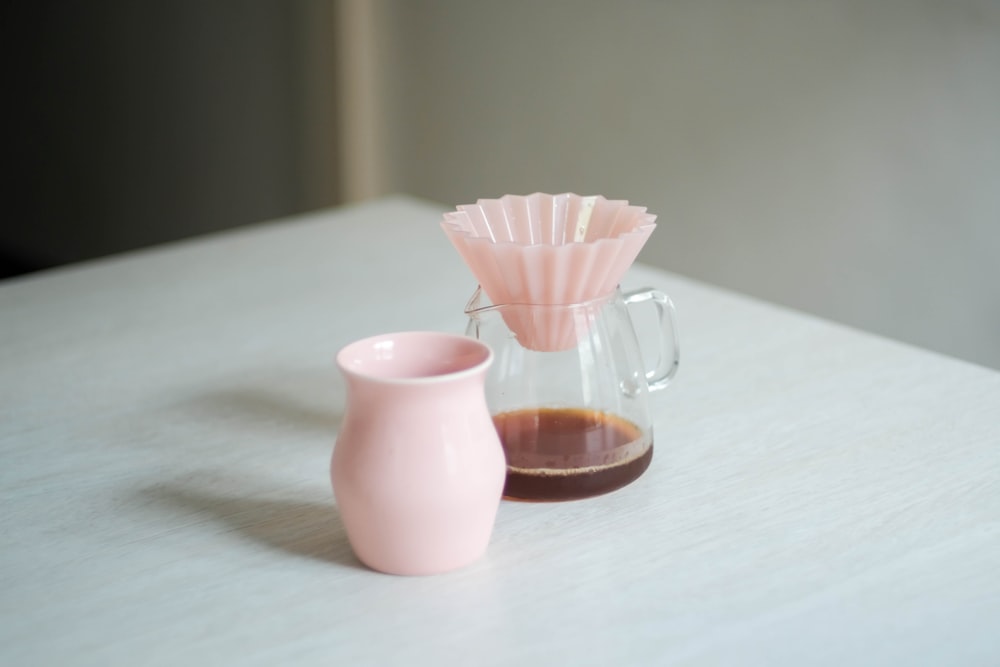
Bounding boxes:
442 193 657 351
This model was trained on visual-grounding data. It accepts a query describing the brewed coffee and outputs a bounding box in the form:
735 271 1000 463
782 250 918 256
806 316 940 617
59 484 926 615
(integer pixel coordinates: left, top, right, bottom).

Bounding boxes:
493 407 652 501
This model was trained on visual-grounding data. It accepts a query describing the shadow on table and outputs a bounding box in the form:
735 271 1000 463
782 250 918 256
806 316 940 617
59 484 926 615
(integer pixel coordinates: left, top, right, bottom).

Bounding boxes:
186 387 343 431
140 483 364 571
173 368 346 437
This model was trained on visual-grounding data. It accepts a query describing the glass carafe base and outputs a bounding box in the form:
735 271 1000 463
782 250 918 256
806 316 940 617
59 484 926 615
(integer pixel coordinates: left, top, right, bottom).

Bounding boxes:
502 445 653 501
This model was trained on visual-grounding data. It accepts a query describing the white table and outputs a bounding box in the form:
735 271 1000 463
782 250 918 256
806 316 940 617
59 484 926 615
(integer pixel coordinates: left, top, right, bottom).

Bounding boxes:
2 196 999 666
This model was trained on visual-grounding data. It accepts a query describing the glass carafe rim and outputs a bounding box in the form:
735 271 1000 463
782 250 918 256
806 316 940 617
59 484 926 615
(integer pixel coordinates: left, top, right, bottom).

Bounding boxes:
464 285 622 317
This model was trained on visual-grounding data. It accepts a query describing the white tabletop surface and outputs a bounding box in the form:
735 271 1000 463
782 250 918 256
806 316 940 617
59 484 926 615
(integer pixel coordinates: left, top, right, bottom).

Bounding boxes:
2 196 999 666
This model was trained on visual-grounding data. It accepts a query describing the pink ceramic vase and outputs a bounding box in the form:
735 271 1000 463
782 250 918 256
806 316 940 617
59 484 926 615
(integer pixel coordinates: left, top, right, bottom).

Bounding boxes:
331 331 505 575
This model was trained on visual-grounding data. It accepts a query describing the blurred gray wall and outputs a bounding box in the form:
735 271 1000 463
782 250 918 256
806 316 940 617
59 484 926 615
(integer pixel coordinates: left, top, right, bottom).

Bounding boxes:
3 1 338 270
366 0 1000 369
5 1 998 370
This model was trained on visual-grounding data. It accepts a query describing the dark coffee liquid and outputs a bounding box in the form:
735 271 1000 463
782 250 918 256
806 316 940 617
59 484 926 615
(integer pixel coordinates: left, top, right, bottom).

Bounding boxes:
493 408 652 501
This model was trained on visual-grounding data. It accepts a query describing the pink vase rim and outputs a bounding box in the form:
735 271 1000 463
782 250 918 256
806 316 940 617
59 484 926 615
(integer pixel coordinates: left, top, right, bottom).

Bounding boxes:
336 331 493 385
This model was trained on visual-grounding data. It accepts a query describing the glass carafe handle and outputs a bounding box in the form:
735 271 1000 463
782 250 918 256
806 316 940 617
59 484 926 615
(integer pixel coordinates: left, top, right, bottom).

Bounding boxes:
623 287 680 392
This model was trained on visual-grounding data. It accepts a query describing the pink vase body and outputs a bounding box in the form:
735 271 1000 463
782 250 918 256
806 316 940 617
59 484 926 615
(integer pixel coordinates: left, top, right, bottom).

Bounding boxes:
331 331 505 575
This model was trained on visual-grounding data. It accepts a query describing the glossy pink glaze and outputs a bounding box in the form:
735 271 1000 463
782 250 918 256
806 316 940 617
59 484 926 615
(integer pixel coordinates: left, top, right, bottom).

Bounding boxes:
331 331 505 575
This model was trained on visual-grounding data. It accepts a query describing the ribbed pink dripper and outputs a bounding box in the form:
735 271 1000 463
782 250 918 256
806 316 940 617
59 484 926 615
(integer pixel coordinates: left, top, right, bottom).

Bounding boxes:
442 193 657 351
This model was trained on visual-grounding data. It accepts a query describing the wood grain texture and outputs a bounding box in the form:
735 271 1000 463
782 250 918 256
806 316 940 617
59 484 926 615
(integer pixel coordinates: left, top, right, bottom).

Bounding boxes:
2 196 999 666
